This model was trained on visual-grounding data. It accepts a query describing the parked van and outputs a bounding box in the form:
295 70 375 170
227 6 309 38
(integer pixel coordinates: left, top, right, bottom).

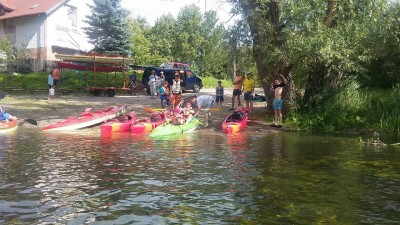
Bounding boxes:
141 67 203 94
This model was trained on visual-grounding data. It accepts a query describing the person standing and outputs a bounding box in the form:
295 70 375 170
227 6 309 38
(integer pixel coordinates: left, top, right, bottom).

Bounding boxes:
158 71 165 96
215 80 224 109
242 72 255 113
170 72 183 109
270 74 288 128
48 72 54 101
52 67 60 88
230 70 243 110
148 70 159 99
159 81 170 109
128 71 138 95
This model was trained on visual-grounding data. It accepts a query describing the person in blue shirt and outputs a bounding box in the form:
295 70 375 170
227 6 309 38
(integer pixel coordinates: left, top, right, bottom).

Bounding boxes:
159 81 170 109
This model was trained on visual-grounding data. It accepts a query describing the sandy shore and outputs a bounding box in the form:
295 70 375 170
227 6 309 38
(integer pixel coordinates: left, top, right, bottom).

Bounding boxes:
1 87 276 131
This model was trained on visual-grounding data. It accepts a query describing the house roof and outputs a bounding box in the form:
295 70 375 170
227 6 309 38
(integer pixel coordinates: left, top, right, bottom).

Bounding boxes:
0 0 67 21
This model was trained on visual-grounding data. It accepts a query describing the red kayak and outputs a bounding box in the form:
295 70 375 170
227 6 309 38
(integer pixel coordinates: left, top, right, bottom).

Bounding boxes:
0 118 18 133
100 111 137 133
222 108 249 134
131 112 167 133
42 105 127 131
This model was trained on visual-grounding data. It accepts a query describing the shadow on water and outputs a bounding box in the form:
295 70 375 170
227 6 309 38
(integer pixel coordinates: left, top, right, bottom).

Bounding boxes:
1 128 400 224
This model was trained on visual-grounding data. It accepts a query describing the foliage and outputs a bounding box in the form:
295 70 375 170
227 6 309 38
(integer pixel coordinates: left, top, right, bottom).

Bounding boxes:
359 2 400 88
0 37 13 60
127 18 153 65
84 0 131 55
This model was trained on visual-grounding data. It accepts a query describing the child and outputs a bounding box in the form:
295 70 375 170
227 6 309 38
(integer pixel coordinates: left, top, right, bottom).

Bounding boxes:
215 80 224 109
159 81 170 109
128 72 138 95
182 101 195 124
48 73 54 101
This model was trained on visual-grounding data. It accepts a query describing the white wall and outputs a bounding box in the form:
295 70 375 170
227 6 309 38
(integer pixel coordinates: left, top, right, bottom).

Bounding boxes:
46 0 93 58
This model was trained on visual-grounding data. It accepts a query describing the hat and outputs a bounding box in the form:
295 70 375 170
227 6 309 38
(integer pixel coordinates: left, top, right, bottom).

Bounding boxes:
179 70 184 73
160 71 164 74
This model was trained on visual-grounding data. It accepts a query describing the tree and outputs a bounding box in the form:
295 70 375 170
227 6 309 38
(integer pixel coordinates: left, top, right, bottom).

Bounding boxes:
0 37 13 60
174 5 204 63
84 0 130 55
148 14 177 64
127 18 152 65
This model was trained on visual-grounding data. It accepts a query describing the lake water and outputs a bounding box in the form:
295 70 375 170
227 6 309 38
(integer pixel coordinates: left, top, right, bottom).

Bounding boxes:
1 128 400 224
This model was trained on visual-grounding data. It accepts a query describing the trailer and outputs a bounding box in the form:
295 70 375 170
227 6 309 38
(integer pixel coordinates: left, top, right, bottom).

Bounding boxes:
55 53 135 97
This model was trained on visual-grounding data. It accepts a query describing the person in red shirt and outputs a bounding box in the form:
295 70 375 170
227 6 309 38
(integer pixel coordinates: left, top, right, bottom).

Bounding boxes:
52 67 60 88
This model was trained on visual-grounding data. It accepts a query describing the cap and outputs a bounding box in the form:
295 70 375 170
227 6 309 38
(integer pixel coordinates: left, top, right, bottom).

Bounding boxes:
179 70 184 73
160 71 164 74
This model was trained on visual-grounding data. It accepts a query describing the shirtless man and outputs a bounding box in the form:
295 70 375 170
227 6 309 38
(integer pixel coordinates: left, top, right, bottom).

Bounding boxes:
270 74 287 128
230 70 243 110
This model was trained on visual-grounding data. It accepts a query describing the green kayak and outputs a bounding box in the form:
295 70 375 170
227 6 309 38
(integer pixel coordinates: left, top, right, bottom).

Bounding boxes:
149 119 198 137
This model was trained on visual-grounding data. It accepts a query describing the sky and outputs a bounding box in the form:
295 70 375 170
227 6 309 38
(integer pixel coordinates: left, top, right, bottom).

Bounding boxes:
120 0 235 27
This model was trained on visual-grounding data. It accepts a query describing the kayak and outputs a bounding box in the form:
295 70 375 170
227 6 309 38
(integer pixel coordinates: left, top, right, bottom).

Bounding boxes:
100 111 137 133
222 110 248 134
149 119 198 137
42 105 127 131
0 118 18 133
131 112 167 133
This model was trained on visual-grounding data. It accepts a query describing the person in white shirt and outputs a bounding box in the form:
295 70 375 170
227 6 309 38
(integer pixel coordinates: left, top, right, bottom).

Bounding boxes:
190 95 215 126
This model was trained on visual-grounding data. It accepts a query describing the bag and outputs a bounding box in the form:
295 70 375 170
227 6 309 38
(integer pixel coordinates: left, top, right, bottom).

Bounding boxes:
49 88 55 96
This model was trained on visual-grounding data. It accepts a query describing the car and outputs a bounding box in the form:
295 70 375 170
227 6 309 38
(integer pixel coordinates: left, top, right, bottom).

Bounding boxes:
159 62 190 70
141 67 203 94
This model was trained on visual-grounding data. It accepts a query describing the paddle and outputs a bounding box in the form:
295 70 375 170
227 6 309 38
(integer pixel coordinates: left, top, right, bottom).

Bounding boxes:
201 108 221 112
20 118 38 126
143 107 164 113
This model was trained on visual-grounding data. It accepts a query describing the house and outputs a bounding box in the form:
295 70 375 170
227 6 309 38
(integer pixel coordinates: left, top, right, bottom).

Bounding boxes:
0 0 93 70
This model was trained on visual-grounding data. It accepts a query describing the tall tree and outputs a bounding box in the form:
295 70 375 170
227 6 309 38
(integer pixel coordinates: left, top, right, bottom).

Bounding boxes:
84 0 130 55
174 5 204 63
200 11 230 77
127 18 152 65
148 14 177 64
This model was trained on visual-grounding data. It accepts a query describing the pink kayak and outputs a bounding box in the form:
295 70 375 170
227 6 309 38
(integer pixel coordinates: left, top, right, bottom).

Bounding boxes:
100 111 137 133
222 108 249 134
42 105 127 131
131 112 167 133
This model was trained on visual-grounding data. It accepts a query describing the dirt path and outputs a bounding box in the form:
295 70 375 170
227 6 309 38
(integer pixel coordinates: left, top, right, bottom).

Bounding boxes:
1 88 279 131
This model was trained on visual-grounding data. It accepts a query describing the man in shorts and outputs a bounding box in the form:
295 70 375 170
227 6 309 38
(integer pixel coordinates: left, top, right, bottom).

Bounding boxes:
242 72 255 113
270 74 287 128
230 70 243 110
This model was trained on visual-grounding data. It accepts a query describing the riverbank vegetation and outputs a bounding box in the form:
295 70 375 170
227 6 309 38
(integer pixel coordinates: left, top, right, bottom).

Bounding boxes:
1 1 399 143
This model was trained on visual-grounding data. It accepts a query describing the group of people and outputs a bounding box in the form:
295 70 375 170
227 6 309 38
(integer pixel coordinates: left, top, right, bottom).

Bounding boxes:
154 93 214 127
228 69 288 128
228 70 256 112
47 66 60 100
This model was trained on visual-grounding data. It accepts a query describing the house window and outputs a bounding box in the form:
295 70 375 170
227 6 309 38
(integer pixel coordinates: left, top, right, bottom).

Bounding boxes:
5 23 16 44
67 5 77 27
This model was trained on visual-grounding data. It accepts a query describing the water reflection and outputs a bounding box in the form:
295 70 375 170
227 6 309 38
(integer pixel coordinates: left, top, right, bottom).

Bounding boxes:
0 130 400 224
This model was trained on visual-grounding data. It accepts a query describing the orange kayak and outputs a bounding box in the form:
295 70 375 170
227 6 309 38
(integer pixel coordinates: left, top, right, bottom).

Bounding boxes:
100 112 137 133
131 112 167 133
0 118 18 133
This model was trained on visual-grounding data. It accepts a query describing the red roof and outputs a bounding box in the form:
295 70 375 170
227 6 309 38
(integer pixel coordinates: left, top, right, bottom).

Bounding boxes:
0 0 66 21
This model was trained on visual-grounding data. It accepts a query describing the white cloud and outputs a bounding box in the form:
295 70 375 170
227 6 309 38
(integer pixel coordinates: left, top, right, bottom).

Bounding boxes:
120 0 236 26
